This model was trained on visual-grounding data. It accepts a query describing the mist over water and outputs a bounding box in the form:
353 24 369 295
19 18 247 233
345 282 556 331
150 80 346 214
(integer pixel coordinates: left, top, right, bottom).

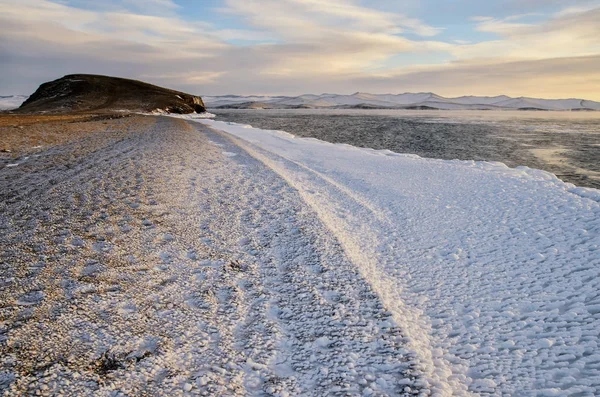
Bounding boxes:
212 109 600 190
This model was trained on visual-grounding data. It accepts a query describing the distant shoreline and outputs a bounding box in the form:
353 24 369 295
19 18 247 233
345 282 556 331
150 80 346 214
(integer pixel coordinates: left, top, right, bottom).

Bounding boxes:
204 92 600 112
209 106 599 112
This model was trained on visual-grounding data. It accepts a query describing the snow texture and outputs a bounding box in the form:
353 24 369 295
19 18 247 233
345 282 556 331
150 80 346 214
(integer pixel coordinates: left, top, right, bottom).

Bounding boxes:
2 111 599 396
172 116 600 396
0 117 421 396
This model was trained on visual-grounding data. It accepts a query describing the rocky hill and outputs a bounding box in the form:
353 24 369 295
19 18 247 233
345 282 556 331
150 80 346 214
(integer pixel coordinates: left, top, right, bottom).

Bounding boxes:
16 74 205 114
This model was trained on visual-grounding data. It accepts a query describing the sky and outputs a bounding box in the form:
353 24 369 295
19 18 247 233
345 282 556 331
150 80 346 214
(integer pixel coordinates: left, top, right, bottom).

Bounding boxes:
1 0 599 99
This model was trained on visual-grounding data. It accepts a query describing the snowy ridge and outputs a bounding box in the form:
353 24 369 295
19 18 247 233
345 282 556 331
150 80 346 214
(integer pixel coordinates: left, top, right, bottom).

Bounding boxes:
172 113 600 395
204 92 600 111
0 95 28 110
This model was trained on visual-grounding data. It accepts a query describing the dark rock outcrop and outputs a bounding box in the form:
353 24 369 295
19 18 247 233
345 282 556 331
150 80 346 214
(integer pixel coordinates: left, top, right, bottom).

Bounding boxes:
17 74 206 114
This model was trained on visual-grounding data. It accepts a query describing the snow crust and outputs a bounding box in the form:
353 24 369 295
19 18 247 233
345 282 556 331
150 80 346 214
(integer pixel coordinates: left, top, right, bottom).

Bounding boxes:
2 117 425 395
176 115 600 396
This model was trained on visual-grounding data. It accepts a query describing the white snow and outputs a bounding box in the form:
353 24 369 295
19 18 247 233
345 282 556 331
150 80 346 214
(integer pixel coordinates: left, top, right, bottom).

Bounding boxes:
186 111 216 119
173 115 600 396
3 116 424 396
149 109 216 118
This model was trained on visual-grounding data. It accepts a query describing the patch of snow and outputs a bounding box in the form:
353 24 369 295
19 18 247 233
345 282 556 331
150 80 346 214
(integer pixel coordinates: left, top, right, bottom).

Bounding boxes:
191 112 216 118
147 110 215 118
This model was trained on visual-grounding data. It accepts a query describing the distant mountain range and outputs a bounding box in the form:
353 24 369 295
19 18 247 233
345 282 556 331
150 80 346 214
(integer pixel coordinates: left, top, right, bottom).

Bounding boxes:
0 95 29 110
204 92 600 111
4 90 600 112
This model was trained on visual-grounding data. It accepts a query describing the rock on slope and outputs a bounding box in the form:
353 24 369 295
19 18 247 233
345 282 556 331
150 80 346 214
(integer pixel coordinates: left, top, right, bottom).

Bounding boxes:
17 74 205 114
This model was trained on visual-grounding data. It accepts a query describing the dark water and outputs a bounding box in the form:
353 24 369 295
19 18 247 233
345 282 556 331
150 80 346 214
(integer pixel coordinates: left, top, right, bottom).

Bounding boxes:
212 109 600 190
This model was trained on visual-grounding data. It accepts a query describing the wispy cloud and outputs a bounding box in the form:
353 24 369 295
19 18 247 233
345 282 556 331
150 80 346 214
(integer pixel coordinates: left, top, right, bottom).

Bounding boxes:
457 7 600 60
221 0 442 37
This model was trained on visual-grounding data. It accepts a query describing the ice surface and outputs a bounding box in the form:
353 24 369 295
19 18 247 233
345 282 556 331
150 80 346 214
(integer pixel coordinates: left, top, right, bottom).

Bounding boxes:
176 116 600 396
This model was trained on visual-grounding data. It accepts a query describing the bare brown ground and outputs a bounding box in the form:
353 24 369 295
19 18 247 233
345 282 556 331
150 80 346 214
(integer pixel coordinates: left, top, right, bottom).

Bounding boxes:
0 113 143 156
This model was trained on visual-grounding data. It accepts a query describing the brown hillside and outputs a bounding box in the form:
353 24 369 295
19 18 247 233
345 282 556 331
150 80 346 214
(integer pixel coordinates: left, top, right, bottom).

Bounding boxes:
17 74 205 114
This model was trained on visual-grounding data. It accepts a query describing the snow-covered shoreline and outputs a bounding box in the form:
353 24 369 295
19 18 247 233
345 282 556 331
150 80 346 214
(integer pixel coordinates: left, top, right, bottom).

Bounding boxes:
2 112 598 395
176 114 600 203
1 116 428 396
177 115 600 395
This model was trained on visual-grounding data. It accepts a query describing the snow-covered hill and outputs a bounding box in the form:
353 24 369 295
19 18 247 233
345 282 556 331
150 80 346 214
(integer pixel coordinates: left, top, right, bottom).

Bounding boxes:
205 92 600 111
0 95 28 110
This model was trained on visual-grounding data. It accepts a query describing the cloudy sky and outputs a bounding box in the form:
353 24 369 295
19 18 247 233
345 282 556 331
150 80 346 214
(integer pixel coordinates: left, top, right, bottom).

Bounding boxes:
1 0 599 99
